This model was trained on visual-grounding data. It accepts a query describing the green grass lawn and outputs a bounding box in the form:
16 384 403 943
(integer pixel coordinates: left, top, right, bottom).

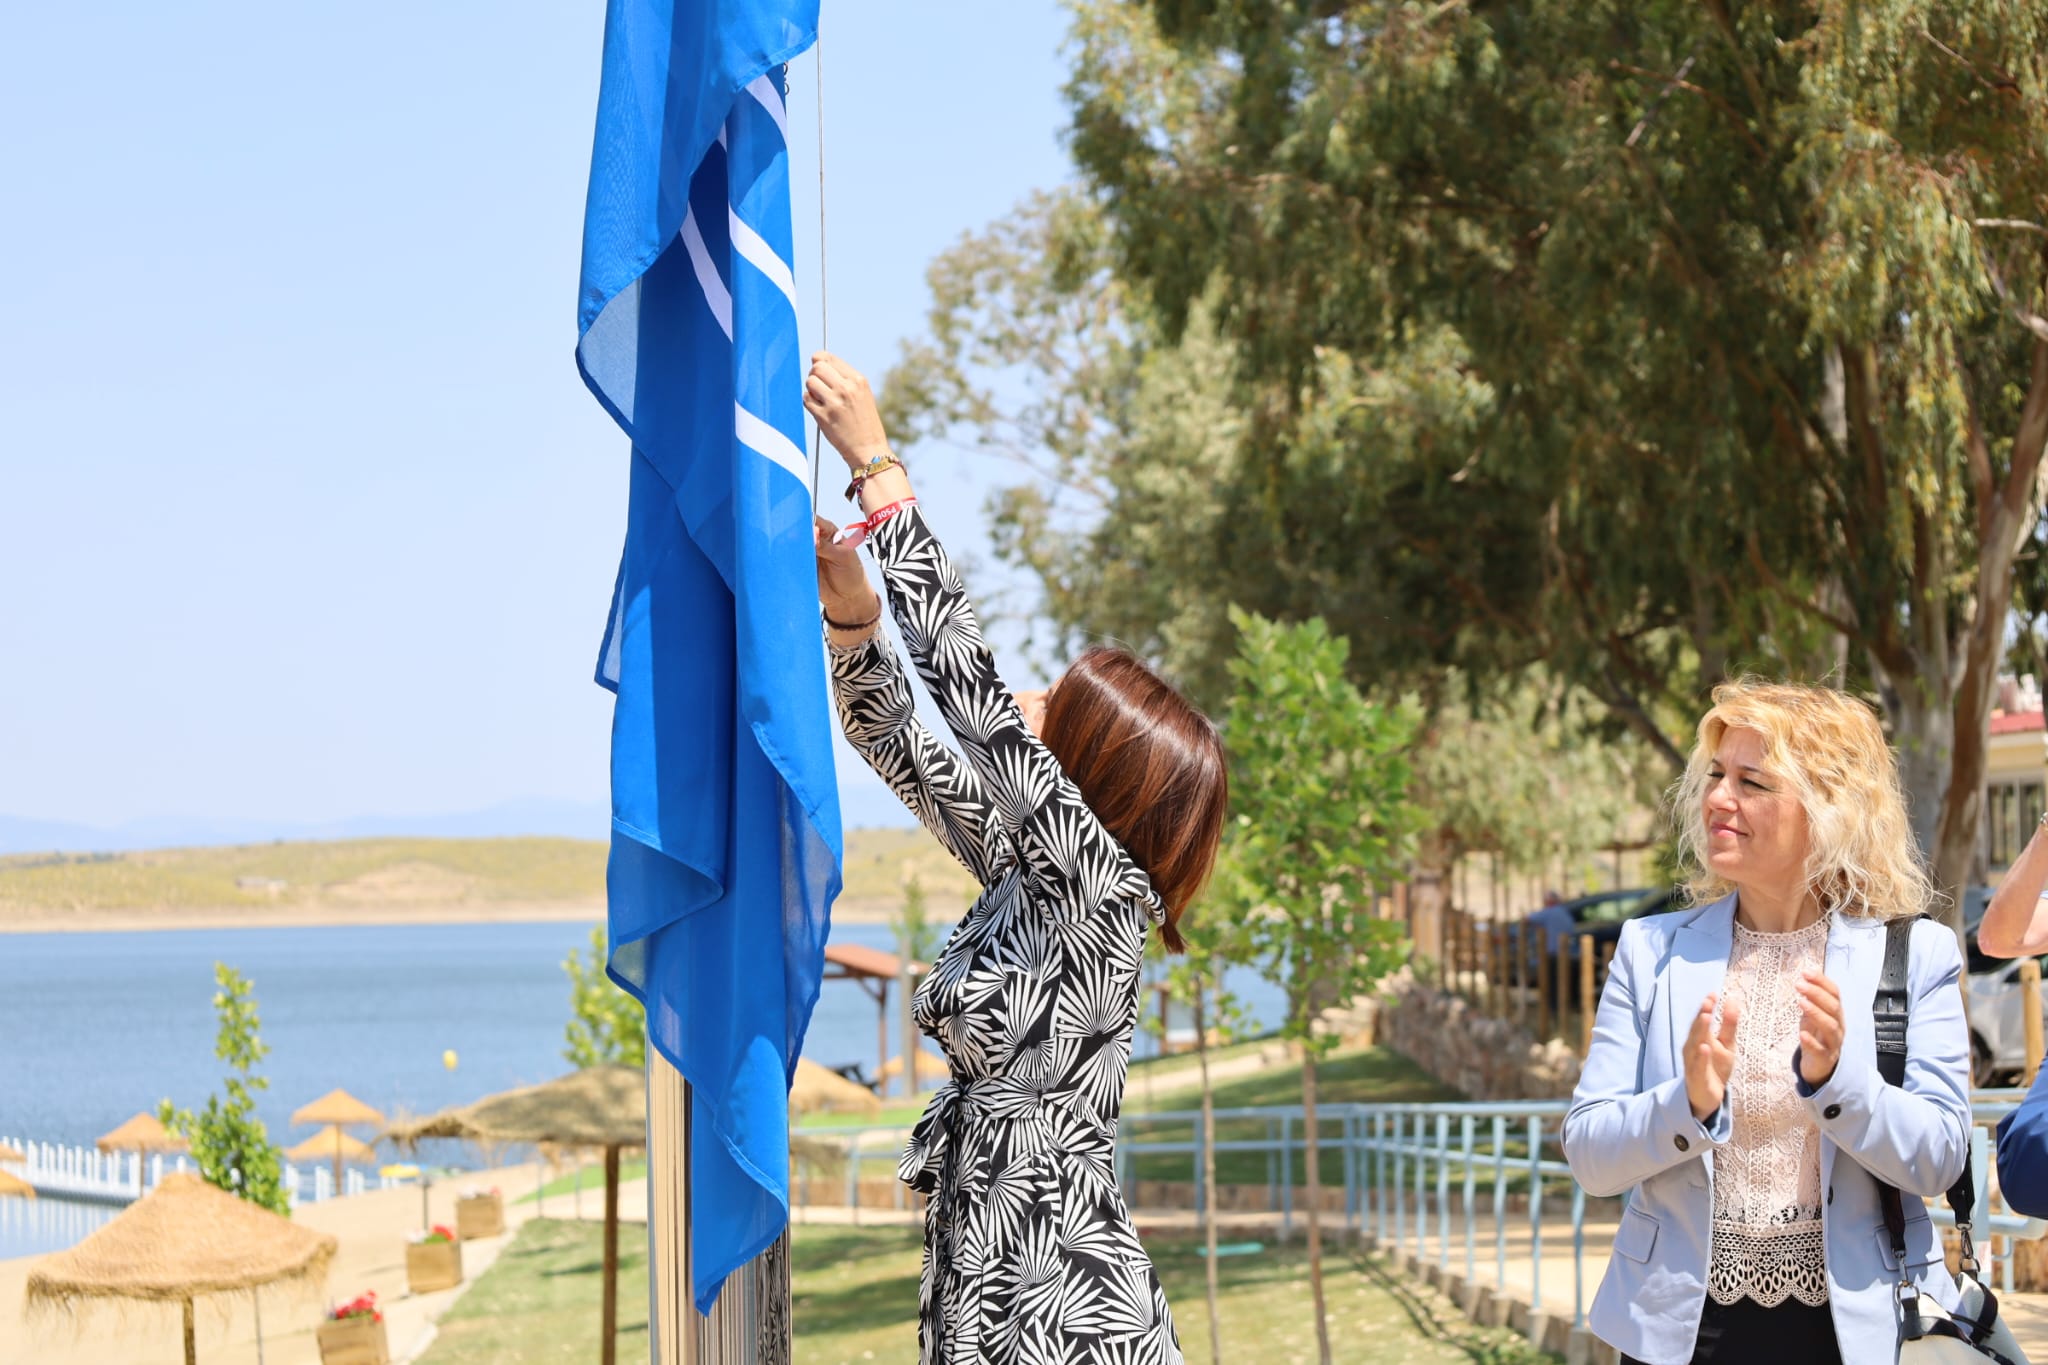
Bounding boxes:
1123 1045 1462 1189
419 1219 1553 1365
417 1218 649 1365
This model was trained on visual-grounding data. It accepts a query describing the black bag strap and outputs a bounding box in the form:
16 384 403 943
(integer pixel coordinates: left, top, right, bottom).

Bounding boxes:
1875 914 1984 1343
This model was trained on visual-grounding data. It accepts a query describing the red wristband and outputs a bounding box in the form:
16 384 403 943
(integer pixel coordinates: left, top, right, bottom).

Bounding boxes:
832 497 917 550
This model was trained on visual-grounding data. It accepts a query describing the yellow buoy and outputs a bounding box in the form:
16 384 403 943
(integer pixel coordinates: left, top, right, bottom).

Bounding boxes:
442 1049 459 1071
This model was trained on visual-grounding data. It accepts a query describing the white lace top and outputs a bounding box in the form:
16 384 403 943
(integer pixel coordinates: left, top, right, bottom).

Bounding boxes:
1708 915 1831 1307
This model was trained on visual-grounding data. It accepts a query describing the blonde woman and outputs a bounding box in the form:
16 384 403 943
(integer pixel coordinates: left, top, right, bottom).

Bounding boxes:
1563 680 1970 1364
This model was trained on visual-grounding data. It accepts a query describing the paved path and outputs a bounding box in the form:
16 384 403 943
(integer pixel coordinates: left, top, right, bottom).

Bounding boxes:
1372 1204 2048 1363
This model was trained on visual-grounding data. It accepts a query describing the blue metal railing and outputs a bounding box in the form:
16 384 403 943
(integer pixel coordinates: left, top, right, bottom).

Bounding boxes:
799 1093 2048 1329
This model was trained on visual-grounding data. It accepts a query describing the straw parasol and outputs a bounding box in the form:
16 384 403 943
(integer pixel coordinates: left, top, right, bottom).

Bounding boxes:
290 1089 385 1130
0 1168 33 1199
877 1045 949 1088
283 1126 373 1189
790 1058 882 1118
25 1172 337 1365
382 1065 643 1365
95 1113 187 1157
290 1089 385 1189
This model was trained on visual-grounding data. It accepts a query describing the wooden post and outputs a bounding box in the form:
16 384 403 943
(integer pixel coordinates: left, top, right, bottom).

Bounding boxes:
1438 902 1450 991
2022 958 2044 1087
183 1297 196 1365
1488 925 1503 1018
604 1143 621 1365
1554 933 1570 1046
901 962 920 1096
1510 923 1525 1024
875 979 890 1098
1580 937 1598 1054
1536 929 1552 1040
651 1051 793 1365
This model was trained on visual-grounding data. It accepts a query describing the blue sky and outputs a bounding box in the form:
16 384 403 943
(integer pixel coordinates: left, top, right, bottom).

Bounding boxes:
0 2 1075 838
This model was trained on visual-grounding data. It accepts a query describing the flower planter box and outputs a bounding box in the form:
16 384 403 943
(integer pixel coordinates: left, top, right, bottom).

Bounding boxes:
316 1314 389 1365
455 1191 504 1240
405 1238 463 1294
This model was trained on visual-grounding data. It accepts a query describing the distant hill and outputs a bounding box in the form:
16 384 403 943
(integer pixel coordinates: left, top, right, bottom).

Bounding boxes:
0 799 614 856
0 828 975 927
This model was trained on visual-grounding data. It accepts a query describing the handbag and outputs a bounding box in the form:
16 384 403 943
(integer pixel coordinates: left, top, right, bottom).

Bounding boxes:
1876 915 2031 1365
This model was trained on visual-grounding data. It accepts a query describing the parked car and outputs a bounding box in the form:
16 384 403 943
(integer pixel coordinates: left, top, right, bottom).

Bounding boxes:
1581 886 1687 956
1966 951 2044 1088
1523 889 1646 964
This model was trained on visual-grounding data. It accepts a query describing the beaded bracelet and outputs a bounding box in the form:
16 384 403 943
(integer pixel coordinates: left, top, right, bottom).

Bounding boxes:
823 603 882 632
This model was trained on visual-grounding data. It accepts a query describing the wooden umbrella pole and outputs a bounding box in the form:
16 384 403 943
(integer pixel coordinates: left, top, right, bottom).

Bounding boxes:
604 1143 621 1365
183 1297 196 1365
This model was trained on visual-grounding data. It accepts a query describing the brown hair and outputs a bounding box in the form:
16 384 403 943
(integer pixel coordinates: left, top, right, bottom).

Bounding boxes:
1039 647 1229 953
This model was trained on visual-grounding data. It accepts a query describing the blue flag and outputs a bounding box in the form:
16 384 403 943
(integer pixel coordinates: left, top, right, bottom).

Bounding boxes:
576 0 839 1314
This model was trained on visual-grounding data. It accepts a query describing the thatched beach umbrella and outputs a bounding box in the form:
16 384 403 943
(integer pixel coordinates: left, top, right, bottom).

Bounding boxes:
876 1045 949 1091
95 1113 187 1157
0 1168 33 1199
25 1172 336 1365
283 1126 373 1191
290 1090 384 1190
291 1089 384 1131
790 1058 881 1118
383 1066 643 1365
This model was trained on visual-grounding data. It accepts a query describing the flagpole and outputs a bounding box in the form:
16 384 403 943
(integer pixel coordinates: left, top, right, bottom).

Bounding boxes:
649 1049 792 1365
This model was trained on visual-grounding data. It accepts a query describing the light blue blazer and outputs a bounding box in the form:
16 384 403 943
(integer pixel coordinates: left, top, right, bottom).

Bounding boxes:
1562 895 1970 1365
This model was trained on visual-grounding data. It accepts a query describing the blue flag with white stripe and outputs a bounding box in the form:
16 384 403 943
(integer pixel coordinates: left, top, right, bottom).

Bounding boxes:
575 0 839 1314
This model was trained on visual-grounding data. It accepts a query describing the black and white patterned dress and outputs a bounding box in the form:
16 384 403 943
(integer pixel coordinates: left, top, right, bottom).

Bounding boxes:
827 503 1183 1365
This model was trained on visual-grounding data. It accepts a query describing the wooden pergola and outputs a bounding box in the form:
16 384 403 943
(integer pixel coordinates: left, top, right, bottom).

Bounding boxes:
820 943 926 1096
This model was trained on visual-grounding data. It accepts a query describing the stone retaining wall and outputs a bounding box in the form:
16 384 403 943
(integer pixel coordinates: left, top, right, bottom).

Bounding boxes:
1373 974 1583 1100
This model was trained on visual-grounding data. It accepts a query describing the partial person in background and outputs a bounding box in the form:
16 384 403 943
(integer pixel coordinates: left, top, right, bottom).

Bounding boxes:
806 351 1228 1365
1563 680 1970 1365
1979 811 2048 1214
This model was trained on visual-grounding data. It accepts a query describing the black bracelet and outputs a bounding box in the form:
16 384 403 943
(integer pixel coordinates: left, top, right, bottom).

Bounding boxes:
823 604 882 632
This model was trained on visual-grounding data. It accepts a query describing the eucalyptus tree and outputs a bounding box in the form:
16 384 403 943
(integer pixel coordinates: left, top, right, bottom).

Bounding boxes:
1059 0 2048 925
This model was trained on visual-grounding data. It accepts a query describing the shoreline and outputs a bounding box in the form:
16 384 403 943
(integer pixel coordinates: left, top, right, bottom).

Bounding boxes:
0 894 918 935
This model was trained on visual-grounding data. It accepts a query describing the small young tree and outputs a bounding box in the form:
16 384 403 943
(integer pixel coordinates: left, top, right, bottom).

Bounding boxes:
891 868 940 966
159 963 288 1214
1219 608 1420 1365
564 926 645 1070
1166 910 1253 1365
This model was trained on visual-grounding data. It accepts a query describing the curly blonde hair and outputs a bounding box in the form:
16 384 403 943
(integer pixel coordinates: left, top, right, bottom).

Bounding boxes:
1670 678 1934 921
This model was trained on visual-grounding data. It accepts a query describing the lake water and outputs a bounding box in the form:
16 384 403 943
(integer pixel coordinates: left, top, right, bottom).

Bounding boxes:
0 916 1284 1259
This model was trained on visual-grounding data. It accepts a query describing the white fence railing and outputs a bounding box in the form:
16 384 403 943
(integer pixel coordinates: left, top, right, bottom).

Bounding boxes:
1 1136 381 1208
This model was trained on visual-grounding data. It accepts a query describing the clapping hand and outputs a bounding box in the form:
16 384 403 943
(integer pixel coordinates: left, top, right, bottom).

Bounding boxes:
1683 993 1741 1124
1794 967 1845 1089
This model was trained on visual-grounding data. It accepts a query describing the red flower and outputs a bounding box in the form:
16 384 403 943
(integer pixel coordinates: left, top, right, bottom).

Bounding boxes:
423 1223 458 1244
331 1291 381 1323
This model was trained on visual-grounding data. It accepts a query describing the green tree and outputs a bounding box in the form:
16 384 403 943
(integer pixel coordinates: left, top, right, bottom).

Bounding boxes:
1060 0 2048 931
891 869 941 967
564 926 645 1070
1217 609 1419 1365
159 963 287 1215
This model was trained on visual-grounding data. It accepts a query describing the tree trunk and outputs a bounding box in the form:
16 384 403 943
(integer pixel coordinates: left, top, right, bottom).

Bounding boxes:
1885 676 1956 899
1194 981 1223 1365
1409 831 1452 966
1303 1048 1332 1365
